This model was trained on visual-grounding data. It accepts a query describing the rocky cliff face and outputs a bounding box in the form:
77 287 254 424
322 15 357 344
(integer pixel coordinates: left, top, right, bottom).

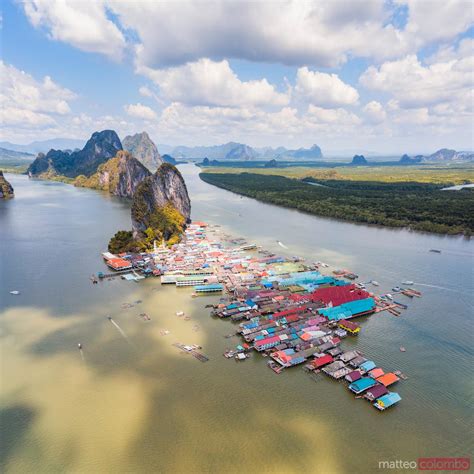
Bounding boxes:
122 132 163 171
131 163 191 238
74 150 151 198
28 130 122 178
0 171 14 198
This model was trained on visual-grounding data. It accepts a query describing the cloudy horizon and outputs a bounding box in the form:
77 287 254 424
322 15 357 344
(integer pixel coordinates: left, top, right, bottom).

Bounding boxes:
1 0 473 155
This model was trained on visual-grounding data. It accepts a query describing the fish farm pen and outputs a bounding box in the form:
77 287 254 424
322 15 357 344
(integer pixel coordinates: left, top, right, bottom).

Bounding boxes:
99 221 419 412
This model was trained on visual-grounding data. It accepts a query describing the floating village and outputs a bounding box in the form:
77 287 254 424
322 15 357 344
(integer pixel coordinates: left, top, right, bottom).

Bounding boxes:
98 222 422 412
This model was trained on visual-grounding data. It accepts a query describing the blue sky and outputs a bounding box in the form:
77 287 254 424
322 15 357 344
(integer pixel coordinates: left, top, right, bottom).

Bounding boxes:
1 0 473 155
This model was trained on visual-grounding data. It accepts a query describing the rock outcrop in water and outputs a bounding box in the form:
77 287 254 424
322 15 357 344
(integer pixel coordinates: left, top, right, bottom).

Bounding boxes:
122 132 163 171
399 154 422 164
0 171 14 198
131 163 191 241
74 150 151 198
351 154 368 165
162 154 177 165
108 163 191 251
27 130 122 179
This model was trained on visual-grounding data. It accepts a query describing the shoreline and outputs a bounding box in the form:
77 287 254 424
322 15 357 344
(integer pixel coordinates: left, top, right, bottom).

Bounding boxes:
199 172 473 237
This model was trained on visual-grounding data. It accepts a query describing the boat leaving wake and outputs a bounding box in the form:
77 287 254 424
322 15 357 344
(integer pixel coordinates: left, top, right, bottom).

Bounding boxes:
108 317 134 346
277 241 288 249
414 282 463 294
79 348 85 362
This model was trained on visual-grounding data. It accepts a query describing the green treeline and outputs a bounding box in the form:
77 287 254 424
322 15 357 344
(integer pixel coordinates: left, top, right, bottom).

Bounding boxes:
200 172 474 236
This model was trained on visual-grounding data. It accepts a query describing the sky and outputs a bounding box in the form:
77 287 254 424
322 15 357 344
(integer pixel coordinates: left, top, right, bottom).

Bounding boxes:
0 0 473 155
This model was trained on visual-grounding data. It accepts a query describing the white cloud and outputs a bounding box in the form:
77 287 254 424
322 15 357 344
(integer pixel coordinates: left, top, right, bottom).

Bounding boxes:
154 102 364 148
138 86 153 98
124 103 157 120
23 0 126 61
138 59 289 108
363 101 386 123
21 1 473 67
295 67 359 107
399 0 473 46
307 105 361 124
360 54 472 108
0 61 76 129
360 40 473 112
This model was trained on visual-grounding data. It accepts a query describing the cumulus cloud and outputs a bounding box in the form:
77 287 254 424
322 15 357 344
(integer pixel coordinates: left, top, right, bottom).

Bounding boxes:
295 68 359 107
154 102 364 147
0 61 76 128
138 86 153 98
307 105 361 124
124 103 157 120
138 59 289 108
359 42 473 110
363 101 387 123
400 0 473 46
21 1 473 67
23 0 126 61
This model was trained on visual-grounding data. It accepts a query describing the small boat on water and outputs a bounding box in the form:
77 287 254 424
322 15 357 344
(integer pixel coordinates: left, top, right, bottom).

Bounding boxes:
386 293 394 301
78 343 82 349
176 311 185 317
399 346 406 352
402 280 414 285
394 370 408 380
392 287 402 292
9 290 20 295
429 249 441 253
371 281 379 286
235 352 249 361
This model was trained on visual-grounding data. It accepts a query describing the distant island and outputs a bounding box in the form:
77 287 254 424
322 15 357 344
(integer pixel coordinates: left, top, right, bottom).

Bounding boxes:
351 155 368 165
195 148 474 170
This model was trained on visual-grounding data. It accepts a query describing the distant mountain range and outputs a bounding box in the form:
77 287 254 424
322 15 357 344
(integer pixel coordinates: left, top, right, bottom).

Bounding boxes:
0 138 85 155
165 142 323 160
5 132 473 169
424 149 474 162
349 150 473 166
0 147 35 161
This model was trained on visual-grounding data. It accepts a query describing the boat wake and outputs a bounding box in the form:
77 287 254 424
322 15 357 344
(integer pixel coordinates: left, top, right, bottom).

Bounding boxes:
79 348 85 362
413 282 463 294
108 317 134 346
277 241 288 249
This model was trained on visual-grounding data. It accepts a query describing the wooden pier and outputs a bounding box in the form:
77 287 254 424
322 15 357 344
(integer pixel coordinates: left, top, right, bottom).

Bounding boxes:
172 343 210 362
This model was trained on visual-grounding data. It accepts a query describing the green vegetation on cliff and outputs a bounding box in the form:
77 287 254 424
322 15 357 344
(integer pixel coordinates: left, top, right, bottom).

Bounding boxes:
74 155 121 192
108 230 136 253
200 172 474 236
108 204 186 253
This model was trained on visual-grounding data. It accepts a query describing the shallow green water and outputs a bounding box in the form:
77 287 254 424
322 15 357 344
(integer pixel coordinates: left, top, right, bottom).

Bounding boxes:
1 167 473 473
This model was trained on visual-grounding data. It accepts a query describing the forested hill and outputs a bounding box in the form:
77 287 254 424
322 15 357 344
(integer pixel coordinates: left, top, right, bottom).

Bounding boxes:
200 172 474 236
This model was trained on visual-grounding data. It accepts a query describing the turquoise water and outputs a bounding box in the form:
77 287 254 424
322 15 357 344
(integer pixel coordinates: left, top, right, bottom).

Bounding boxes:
1 168 473 473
